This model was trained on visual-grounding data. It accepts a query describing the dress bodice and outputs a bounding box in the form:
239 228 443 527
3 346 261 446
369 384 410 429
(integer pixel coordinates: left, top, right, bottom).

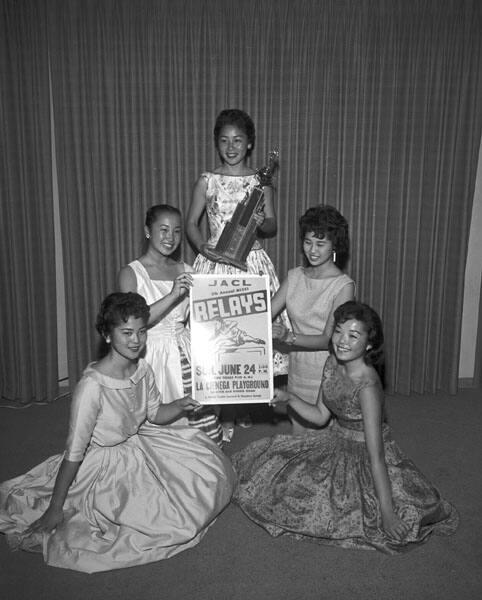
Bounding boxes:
322 355 383 429
285 268 355 406
0 356 236 572
65 359 160 461
286 268 354 334
201 172 261 249
129 260 191 338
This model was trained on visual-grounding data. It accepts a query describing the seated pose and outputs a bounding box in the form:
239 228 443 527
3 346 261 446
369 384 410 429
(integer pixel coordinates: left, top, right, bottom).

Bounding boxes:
0 292 235 572
232 301 458 553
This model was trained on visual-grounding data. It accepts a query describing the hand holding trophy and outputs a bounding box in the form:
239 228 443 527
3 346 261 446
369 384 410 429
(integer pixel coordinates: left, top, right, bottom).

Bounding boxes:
209 148 280 271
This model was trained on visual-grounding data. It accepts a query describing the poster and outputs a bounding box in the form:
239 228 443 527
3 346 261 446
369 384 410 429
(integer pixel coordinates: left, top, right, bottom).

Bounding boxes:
190 274 274 404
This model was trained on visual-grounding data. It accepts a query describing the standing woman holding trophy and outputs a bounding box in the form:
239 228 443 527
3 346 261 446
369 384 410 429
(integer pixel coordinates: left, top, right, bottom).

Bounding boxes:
186 108 289 441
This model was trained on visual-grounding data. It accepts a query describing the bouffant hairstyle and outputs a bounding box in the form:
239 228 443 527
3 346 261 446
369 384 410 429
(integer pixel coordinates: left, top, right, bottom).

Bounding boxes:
95 292 150 339
213 109 256 156
331 300 385 384
299 204 350 269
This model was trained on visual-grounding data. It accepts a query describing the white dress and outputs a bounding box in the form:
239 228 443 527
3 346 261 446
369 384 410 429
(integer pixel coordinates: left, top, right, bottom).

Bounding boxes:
129 259 223 445
129 260 192 420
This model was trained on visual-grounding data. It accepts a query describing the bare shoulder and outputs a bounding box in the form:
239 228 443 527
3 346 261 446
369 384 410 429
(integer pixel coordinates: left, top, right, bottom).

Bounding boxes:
172 259 189 275
118 263 137 291
190 175 209 202
357 366 383 403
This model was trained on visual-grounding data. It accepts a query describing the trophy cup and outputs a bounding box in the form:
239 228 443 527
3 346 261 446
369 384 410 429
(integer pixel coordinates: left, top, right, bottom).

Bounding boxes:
210 149 279 271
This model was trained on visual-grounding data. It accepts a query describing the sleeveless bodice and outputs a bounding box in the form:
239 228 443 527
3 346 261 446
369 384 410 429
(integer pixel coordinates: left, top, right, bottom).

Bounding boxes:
285 267 355 404
201 172 262 250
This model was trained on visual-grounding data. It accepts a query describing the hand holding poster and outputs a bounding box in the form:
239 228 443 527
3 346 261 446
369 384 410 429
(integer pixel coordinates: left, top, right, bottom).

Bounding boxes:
190 274 274 404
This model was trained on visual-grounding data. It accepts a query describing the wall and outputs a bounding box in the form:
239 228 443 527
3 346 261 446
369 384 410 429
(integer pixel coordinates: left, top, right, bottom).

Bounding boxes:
459 138 482 383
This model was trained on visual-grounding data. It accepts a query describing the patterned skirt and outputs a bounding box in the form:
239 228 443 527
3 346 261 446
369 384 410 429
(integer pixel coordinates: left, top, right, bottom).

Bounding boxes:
232 421 459 553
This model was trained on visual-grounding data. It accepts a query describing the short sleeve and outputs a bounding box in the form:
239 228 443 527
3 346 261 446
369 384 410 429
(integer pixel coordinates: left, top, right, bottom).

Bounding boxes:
64 376 102 461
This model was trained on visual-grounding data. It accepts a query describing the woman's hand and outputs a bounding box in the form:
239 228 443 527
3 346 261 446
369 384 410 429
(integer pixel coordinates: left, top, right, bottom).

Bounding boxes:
175 395 201 412
272 323 288 340
271 388 291 407
26 505 64 534
382 511 410 540
253 209 266 229
170 272 193 299
272 324 297 345
200 242 216 259
201 243 232 265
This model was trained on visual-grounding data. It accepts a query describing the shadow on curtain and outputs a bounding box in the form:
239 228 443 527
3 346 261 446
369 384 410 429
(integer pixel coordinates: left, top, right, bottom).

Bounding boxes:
44 0 482 394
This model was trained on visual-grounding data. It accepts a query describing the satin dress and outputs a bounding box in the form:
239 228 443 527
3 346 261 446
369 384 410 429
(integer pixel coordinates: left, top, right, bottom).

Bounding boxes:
0 360 236 572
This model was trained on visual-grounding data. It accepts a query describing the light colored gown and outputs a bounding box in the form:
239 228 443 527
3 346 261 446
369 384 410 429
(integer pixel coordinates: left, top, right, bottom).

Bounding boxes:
129 260 192 419
193 172 289 375
0 360 236 573
285 267 354 404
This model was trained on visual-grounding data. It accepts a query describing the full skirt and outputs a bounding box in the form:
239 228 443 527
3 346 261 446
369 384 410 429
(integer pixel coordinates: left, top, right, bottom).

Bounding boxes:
232 421 458 554
0 424 235 572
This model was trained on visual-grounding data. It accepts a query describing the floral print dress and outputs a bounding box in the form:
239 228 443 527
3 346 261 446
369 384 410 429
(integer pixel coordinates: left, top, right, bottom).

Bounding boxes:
232 355 459 554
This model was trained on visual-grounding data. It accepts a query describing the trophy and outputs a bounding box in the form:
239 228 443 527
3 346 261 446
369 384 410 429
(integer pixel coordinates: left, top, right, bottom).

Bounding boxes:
210 149 279 271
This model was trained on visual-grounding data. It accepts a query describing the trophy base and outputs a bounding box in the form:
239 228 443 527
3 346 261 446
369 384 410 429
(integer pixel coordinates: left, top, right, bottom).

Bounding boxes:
207 249 249 271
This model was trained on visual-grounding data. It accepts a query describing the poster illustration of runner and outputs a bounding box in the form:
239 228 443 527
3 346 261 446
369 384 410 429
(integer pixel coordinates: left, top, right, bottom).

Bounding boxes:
190 274 274 404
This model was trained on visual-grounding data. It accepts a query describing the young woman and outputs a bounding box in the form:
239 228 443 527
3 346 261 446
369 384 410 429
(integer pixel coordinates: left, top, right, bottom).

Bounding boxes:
271 205 355 433
186 108 289 440
232 301 459 553
118 204 223 446
0 293 235 572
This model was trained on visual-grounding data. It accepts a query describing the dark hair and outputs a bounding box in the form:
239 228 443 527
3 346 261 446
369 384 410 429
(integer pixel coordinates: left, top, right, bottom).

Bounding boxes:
213 109 256 156
95 292 150 338
143 204 182 259
299 204 350 269
145 204 182 229
331 300 385 383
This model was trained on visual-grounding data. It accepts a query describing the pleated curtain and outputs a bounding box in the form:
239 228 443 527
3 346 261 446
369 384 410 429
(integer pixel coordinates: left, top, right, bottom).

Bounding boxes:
1 0 57 404
1 0 481 402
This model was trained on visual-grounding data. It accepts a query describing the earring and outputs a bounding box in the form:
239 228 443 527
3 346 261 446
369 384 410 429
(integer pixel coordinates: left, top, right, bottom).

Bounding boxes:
332 250 336 263
146 233 150 239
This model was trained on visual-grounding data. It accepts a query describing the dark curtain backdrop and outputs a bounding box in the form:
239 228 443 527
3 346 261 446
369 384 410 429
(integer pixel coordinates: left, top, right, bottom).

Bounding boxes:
2 0 481 403
0 0 58 404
